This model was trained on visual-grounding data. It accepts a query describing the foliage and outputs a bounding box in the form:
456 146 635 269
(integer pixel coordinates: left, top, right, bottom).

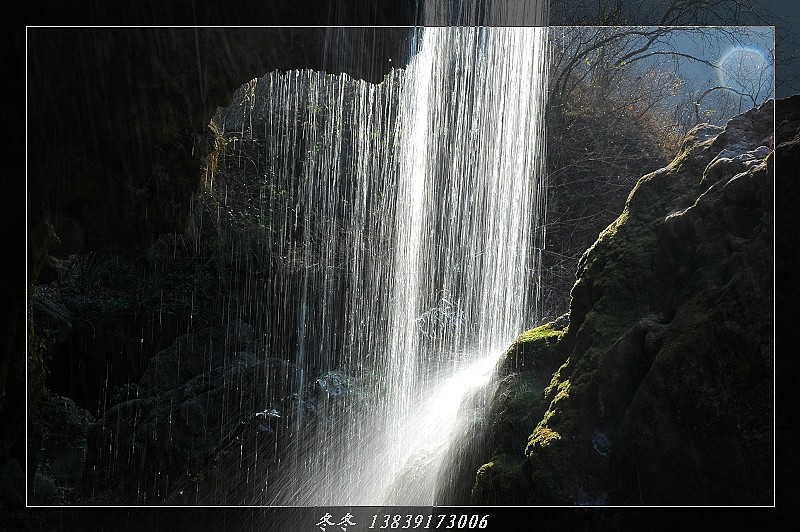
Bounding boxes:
549 0 795 95
540 24 775 317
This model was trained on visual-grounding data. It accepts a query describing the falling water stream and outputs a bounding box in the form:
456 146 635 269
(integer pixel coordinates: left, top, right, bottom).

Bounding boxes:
210 25 548 506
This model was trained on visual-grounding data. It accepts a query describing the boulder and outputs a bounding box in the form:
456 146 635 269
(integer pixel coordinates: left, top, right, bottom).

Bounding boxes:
31 286 73 361
138 319 256 394
472 98 780 505
471 320 568 505
84 320 303 503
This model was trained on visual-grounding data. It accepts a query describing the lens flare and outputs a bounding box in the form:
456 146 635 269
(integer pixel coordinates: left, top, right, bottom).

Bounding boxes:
716 45 773 95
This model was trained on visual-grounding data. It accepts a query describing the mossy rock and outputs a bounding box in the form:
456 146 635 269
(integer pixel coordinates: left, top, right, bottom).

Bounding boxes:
473 101 777 506
472 452 532 505
499 320 567 376
471 320 567 504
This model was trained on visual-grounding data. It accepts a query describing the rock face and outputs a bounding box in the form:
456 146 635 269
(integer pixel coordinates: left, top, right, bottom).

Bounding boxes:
84 319 300 503
15 22 414 503
29 390 95 504
775 97 800 507
473 98 780 505
471 320 568 505
81 316 378 504
27 26 412 258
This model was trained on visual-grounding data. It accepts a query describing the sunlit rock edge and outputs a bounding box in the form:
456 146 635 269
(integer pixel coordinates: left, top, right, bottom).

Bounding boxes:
471 97 782 506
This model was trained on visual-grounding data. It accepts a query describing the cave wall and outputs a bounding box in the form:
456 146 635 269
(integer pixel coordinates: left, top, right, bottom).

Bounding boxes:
27 26 412 257
7 19 415 510
23 25 412 418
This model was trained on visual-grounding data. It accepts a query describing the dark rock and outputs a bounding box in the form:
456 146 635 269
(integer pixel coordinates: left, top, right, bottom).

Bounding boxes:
775 96 800 508
0 287 33 485
84 320 302 503
473 99 780 505
27 25 413 256
29 390 95 501
591 430 611 457
316 370 353 398
138 319 255 394
553 313 570 329
471 320 567 505
31 286 73 359
34 262 148 415
31 472 64 503
0 457 25 509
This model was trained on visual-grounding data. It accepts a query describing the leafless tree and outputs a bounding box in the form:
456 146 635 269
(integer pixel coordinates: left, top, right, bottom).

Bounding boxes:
538 0 788 318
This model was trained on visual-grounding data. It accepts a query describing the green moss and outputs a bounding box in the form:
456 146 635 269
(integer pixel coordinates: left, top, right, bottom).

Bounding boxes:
517 321 567 343
471 322 568 503
502 320 567 373
595 209 629 245
529 426 561 447
471 452 530 504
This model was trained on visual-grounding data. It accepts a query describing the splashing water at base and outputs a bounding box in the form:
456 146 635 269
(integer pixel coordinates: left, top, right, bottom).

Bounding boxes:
378 349 504 504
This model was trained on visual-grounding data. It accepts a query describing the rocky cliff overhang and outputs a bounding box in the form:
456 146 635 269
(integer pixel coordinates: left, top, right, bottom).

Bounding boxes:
27 26 412 261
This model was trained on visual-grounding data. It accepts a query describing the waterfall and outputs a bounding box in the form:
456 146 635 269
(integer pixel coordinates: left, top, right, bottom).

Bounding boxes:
209 25 548 506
